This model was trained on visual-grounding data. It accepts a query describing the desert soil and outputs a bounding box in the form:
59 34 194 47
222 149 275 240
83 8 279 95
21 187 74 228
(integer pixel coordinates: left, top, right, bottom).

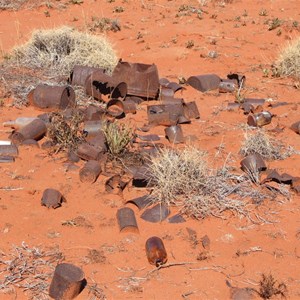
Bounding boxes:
0 0 300 299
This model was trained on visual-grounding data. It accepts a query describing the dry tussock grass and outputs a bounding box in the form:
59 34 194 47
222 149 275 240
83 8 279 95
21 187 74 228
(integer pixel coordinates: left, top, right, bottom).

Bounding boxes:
240 130 294 160
0 26 118 105
148 147 290 220
274 37 300 78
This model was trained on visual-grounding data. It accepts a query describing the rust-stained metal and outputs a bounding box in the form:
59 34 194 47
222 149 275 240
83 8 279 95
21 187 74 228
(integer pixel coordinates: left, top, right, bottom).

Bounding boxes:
168 214 186 223
240 153 267 174
105 174 127 194
70 65 103 87
123 99 137 114
0 145 18 157
29 84 75 110
116 207 139 233
145 236 168 267
106 99 125 118
261 169 294 185
112 60 159 98
141 203 170 223
87 132 107 152
0 156 15 163
219 79 236 93
160 86 174 99
227 73 246 87
126 195 154 210
41 188 63 209
291 121 300 134
137 134 160 142
160 96 184 105
49 263 85 300
165 125 184 144
21 139 40 147
79 160 102 183
244 98 265 106
147 104 183 126
84 105 106 121
183 101 200 119
10 119 47 145
76 143 102 161
247 111 272 127
187 74 221 92
83 120 106 136
127 165 152 188
86 70 127 100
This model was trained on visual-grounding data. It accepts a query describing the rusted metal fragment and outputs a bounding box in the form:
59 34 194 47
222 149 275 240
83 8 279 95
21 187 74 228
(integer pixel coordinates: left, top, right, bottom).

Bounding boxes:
0 145 18 157
247 111 272 127
128 165 152 188
105 174 127 194
86 70 127 100
201 235 210 250
147 104 183 126
136 134 160 142
112 60 159 98
70 65 103 87
84 105 106 121
145 236 168 266
10 119 47 145
187 74 221 92
244 98 265 106
165 125 185 144
29 85 75 110
126 195 154 210
41 188 63 209
240 153 267 174
76 143 102 161
261 169 294 184
49 263 86 300
79 160 102 183
290 121 300 134
168 213 186 223
219 79 237 93
141 203 170 223
227 73 246 87
116 207 139 233
0 156 15 163
183 101 200 119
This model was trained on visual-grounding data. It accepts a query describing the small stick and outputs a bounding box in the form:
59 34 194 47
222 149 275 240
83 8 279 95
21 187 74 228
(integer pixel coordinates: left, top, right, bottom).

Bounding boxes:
147 262 197 276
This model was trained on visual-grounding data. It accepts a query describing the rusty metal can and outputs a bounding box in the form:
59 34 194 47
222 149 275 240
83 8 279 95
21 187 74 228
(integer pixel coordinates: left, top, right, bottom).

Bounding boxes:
145 236 168 267
116 207 139 233
28 84 75 110
70 65 103 87
247 111 272 127
187 74 221 92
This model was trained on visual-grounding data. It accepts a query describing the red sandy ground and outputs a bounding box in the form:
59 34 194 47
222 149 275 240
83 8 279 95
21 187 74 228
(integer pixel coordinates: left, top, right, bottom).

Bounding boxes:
0 0 300 299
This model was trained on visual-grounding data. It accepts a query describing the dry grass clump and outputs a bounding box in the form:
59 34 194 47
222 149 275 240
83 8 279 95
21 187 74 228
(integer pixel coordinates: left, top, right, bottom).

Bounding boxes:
0 26 118 105
102 122 134 156
148 147 264 219
0 0 28 10
47 110 85 152
240 130 293 160
11 26 118 76
0 242 63 299
274 37 300 78
258 274 287 299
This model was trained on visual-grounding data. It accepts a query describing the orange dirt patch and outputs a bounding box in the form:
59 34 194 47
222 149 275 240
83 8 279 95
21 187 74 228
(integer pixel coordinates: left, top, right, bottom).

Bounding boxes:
1 0 300 299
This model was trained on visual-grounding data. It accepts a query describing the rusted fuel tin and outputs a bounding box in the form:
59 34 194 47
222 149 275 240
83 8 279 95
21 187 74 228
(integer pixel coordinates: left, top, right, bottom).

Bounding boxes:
28 84 75 110
69 65 103 87
145 236 168 267
112 60 159 98
10 119 47 145
165 125 184 144
227 73 246 87
240 153 267 174
187 74 221 92
183 101 200 119
76 143 102 161
106 99 125 118
79 160 102 183
290 121 300 134
41 188 63 209
141 203 170 223
49 263 85 300
116 207 139 233
219 79 236 93
83 105 106 121
0 144 18 157
247 111 272 127
85 70 127 100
